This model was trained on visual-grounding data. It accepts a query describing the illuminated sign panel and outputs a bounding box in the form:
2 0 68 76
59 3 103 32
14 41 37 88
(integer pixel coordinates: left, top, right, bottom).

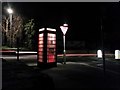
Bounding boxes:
115 50 120 59
47 28 56 32
97 50 102 58
39 28 45 32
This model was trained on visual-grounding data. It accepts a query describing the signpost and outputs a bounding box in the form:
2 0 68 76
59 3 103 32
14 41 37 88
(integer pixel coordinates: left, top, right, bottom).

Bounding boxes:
60 24 68 64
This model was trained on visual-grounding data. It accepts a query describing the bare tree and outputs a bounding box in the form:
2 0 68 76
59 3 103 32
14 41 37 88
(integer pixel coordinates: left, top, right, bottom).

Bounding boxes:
2 15 23 47
2 16 9 46
11 15 23 47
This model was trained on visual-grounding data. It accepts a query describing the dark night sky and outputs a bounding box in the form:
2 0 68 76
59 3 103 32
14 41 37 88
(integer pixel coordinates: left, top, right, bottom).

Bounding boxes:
2 2 120 49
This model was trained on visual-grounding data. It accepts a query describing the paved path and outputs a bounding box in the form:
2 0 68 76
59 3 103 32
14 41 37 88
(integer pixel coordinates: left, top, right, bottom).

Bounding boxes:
42 62 120 89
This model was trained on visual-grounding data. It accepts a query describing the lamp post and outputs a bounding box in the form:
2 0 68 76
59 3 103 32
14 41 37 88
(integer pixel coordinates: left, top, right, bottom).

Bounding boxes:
7 8 13 47
60 24 68 64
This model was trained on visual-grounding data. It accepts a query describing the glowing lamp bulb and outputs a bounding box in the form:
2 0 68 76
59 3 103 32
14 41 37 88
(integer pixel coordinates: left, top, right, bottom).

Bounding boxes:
7 8 13 14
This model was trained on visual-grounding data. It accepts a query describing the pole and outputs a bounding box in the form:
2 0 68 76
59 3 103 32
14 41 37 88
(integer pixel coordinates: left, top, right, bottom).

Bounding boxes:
17 37 19 61
101 17 106 77
63 35 66 64
10 14 12 47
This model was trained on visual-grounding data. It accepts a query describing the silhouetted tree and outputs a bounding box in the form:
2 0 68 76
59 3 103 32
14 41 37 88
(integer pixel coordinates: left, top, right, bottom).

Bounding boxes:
23 19 35 50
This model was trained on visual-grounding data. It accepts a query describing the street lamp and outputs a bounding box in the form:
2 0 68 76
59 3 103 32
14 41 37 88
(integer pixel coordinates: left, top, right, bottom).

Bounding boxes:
60 24 68 64
7 8 13 47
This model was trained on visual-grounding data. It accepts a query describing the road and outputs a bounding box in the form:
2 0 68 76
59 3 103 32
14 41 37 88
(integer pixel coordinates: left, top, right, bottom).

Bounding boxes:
1 55 37 66
2 53 120 89
2 53 120 74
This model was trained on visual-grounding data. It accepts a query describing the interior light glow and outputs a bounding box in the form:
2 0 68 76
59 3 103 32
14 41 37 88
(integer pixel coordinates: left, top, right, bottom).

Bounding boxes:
39 34 43 37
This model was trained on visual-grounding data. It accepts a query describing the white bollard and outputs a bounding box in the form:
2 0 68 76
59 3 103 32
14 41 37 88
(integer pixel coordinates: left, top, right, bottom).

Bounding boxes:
115 50 120 59
97 50 102 58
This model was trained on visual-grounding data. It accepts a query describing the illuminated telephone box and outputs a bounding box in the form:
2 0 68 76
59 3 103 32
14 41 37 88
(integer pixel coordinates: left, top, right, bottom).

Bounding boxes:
37 28 57 68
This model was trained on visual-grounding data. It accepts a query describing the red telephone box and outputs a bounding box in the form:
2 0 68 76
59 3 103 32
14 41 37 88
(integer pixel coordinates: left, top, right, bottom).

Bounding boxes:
37 28 57 68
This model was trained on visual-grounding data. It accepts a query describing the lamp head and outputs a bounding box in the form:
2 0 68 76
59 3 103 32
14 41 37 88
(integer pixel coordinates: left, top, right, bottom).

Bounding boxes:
7 8 13 14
